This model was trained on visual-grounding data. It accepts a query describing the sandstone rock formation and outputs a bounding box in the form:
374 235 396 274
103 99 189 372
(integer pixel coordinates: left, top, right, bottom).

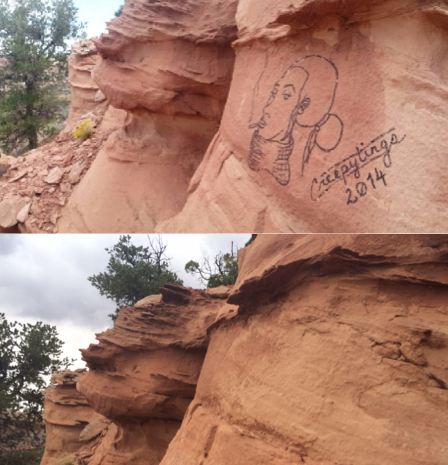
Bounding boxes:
38 236 448 465
1 0 447 232
75 284 231 464
160 234 448 464
40 369 104 465
159 0 448 232
57 0 239 233
64 40 105 132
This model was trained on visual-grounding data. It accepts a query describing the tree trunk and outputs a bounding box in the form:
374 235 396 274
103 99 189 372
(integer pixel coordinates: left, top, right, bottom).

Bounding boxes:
27 129 38 150
25 78 38 150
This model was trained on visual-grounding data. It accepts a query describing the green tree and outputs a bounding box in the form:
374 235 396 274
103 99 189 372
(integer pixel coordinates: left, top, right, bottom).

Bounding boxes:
0 0 84 153
185 243 239 288
0 314 72 455
88 235 184 320
114 4 124 17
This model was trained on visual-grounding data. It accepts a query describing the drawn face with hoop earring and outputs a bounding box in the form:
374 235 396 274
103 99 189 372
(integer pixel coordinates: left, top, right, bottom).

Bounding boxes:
248 55 344 186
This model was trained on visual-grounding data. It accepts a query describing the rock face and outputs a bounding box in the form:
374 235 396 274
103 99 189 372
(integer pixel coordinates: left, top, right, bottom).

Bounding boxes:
64 40 105 132
57 0 239 233
160 0 448 232
160 235 448 465
40 369 104 465
2 0 447 232
39 237 448 465
76 284 230 464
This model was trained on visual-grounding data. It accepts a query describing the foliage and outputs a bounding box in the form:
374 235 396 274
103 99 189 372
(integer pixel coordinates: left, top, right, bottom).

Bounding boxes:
88 235 184 320
185 243 239 288
0 447 44 465
244 235 256 247
0 0 84 153
73 118 93 141
114 4 124 17
0 314 72 452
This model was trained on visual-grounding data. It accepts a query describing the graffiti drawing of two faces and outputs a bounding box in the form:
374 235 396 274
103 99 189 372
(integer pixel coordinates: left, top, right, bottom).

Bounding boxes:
248 55 344 186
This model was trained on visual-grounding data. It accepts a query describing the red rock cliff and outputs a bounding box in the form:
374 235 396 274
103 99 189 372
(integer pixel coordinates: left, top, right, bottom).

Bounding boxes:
76 285 231 464
160 234 448 464
57 0 238 233
161 0 448 232
40 369 104 465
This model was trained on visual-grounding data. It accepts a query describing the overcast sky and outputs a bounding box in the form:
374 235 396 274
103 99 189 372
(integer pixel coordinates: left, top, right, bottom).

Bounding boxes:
0 234 250 369
74 0 123 38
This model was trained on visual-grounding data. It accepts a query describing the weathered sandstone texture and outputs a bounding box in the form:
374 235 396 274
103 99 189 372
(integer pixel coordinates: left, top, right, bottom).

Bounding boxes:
161 0 448 232
57 0 239 233
64 40 105 132
160 234 448 464
2 0 447 233
76 284 231 464
40 369 104 465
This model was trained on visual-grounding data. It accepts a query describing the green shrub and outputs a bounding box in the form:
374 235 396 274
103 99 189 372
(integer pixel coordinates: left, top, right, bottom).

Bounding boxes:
0 448 44 465
73 118 94 141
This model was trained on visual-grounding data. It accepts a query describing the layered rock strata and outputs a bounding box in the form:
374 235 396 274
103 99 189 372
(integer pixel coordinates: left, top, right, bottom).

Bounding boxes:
57 0 239 232
64 40 105 132
40 369 104 465
160 235 448 465
76 284 231 464
161 0 448 232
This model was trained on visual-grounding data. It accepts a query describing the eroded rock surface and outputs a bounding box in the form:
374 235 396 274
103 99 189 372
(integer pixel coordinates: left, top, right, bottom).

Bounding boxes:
161 0 448 232
76 284 230 464
57 0 238 233
40 369 104 465
161 235 448 465
64 40 105 132
2 0 447 233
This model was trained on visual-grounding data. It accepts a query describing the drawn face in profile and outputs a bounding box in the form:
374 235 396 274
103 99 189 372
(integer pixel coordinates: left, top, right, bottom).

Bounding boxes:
248 55 344 186
256 67 309 142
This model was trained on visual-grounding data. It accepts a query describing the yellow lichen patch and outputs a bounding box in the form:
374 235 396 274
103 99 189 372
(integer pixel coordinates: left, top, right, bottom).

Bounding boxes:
73 118 94 141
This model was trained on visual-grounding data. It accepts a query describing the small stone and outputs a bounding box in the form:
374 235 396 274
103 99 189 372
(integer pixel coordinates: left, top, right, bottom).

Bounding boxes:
8 171 27 183
16 203 31 223
38 169 49 177
0 196 28 228
48 187 56 194
67 161 84 184
44 167 64 184
58 197 66 206
50 213 60 225
94 89 107 103
60 182 71 193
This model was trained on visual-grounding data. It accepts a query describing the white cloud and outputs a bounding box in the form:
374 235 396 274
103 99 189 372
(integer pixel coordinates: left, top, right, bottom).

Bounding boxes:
74 0 123 38
0 234 251 369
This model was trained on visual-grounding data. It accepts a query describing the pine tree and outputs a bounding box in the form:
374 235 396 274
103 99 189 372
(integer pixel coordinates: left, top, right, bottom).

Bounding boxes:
0 0 84 153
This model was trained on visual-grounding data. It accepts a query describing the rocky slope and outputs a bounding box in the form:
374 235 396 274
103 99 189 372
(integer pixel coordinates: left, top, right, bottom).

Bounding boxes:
40 369 104 465
0 40 125 233
160 234 448 464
